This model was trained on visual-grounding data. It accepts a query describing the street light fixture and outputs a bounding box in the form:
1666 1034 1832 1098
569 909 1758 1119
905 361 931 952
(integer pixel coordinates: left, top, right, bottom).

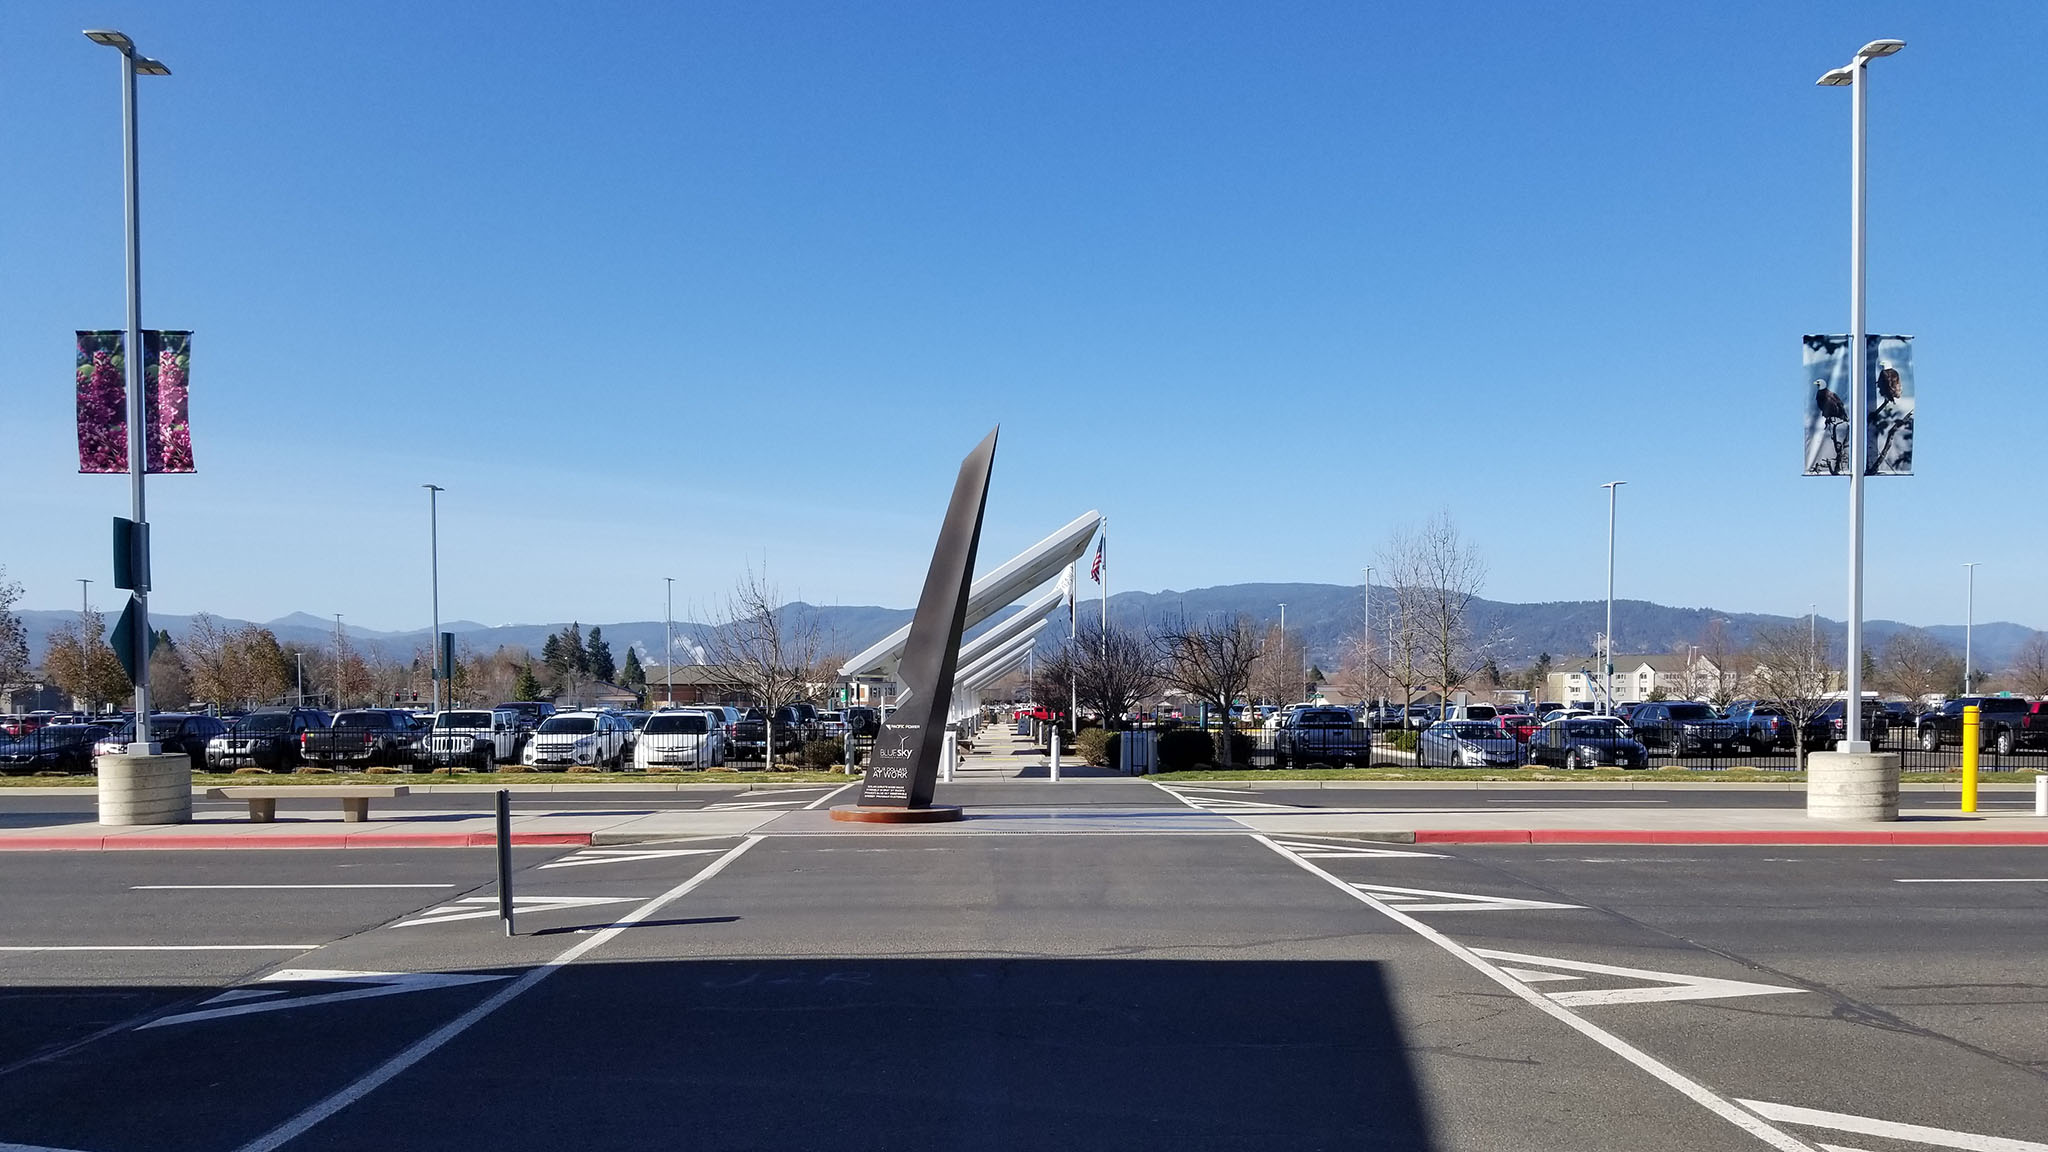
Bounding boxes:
664 577 675 707
84 27 170 753
1964 562 1980 694
424 485 444 711
1601 481 1625 715
1816 36 1905 750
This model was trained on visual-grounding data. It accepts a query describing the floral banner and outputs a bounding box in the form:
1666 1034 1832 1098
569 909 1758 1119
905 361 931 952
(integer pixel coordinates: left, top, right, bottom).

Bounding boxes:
75 330 194 474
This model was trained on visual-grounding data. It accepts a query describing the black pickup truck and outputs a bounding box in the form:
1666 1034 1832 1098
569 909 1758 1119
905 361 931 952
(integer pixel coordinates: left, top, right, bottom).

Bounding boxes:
300 709 425 769
1915 696 2048 754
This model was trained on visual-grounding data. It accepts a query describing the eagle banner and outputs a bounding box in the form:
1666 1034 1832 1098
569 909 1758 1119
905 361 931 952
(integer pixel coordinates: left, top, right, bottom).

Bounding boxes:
76 330 195 474
1802 334 1913 476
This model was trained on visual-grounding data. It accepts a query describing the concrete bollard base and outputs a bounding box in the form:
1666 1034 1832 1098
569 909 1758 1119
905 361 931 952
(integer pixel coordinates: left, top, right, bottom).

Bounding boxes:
1806 750 1900 821
97 752 194 826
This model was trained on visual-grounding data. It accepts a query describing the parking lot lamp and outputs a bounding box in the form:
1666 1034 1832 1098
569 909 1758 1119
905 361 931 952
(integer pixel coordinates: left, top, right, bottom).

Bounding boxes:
1818 37 1904 749
1963 562 1979 693
85 29 170 751
1601 481 1624 714
664 577 675 706
424 485 443 712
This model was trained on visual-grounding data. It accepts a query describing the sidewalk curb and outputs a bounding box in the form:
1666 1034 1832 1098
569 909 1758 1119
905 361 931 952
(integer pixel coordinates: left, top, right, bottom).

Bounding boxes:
0 831 593 851
1412 829 2048 845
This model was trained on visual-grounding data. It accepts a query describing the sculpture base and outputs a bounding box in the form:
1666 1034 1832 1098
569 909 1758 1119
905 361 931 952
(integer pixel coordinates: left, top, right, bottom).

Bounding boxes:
1806 750 1900 820
98 752 193 826
829 804 965 824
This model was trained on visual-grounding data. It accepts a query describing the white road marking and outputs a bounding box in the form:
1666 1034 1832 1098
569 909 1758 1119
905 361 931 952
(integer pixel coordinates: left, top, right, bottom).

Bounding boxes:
394 895 640 927
1498 966 1584 984
804 782 861 810
1352 883 1581 912
1473 948 1804 1007
1267 838 1445 859
1894 878 2048 884
537 848 722 870
142 969 513 1029
703 799 807 811
1165 785 1263 794
1739 1098 2048 1151
0 945 321 952
1253 835 1819 1152
1157 788 1301 812
232 836 762 1152
131 884 457 890
0 1140 96 1151
1484 798 1669 804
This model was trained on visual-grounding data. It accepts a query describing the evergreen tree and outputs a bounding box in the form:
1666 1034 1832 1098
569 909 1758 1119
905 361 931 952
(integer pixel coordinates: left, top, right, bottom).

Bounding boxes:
564 622 588 674
619 647 645 690
540 633 565 673
587 626 616 682
514 663 542 702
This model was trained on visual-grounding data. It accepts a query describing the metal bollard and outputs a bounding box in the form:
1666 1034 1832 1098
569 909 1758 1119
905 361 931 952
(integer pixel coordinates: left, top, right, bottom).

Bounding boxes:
941 730 956 783
1961 705 1980 814
1050 732 1062 782
496 789 514 937
2036 773 2046 818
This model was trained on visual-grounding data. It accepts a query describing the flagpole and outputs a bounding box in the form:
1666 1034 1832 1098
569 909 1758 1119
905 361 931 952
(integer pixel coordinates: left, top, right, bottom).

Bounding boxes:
1100 519 1109 649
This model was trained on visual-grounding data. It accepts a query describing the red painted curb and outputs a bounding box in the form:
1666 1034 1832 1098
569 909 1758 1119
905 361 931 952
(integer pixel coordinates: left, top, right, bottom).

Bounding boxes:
0 832 593 852
1424 829 2048 846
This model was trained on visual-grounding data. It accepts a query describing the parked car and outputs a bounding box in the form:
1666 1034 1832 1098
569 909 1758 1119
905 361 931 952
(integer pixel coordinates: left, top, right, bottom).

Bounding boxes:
815 710 850 739
0 723 114 773
1273 707 1370 767
1612 702 1646 726
1498 714 1541 742
1804 699 1892 751
633 710 726 770
1417 720 1524 768
492 701 556 753
1914 696 2044 754
1720 700 1797 753
845 706 881 737
1527 717 1648 769
299 709 426 769
206 708 332 771
523 711 632 769
425 709 523 769
93 713 228 772
1629 702 1740 755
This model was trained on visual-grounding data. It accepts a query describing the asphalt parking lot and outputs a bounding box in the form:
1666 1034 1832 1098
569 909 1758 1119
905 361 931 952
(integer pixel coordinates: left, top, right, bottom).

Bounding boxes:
0 827 2043 1151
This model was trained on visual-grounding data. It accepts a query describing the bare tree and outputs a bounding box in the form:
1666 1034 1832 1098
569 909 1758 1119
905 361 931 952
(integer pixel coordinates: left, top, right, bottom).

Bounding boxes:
1248 622 1306 705
183 616 290 708
0 568 29 692
43 608 130 714
698 567 820 764
1152 613 1263 766
1383 510 1486 719
1328 633 1383 710
2005 634 2048 699
1071 618 1162 727
1875 629 1964 704
1746 623 1836 771
1693 619 1746 706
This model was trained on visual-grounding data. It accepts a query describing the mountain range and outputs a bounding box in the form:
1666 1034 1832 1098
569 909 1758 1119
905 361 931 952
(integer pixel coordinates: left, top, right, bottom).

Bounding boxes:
17 584 2036 675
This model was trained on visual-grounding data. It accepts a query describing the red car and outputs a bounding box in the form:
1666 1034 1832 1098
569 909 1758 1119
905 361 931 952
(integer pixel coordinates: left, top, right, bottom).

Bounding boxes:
1498 714 1540 742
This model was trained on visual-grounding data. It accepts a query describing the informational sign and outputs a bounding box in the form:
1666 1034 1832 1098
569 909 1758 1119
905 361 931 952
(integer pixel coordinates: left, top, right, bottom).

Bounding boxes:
1802 334 1914 476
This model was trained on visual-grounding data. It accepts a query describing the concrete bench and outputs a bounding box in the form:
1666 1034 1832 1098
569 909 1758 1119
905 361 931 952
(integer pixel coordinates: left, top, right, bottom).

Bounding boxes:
206 785 409 823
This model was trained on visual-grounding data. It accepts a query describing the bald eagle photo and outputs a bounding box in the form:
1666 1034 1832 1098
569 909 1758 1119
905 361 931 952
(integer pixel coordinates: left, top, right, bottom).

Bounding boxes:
1813 379 1847 421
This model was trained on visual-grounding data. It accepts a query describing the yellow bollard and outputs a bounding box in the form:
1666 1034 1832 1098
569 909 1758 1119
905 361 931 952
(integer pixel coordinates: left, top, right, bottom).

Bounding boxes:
1961 704 1980 813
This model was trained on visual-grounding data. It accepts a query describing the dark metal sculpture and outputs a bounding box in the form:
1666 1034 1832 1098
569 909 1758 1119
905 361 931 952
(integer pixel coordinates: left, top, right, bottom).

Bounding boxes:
856 428 998 808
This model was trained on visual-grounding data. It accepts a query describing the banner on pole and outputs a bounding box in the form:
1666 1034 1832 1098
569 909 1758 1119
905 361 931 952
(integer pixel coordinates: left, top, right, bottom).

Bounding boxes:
1802 334 1913 476
76 330 195 474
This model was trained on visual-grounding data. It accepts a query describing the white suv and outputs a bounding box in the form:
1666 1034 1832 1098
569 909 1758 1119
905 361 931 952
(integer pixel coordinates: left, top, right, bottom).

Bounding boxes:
634 710 727 770
523 711 632 770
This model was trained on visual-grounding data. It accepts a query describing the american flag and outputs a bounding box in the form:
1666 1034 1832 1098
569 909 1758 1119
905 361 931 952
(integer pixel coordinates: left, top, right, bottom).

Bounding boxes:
1090 538 1103 583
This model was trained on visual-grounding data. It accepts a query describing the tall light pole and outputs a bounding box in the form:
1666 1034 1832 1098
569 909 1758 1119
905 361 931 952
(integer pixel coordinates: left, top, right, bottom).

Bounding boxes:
333 614 344 710
79 579 92 617
424 485 443 711
1819 37 1905 748
295 652 305 707
85 29 170 750
1601 481 1625 715
664 576 675 707
1963 562 1980 694
1362 567 1373 713
1278 603 1286 636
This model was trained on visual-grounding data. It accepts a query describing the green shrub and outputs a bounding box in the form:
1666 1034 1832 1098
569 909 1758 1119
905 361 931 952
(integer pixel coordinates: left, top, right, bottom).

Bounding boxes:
1388 729 1419 753
801 739 845 770
1075 728 1115 767
1157 729 1215 773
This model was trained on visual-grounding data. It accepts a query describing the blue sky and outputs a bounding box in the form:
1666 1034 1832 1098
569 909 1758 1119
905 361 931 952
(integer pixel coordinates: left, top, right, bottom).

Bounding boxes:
4 2 2042 632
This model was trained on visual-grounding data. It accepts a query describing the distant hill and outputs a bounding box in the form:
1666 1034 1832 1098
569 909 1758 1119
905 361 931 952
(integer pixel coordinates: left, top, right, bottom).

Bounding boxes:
16 584 2039 676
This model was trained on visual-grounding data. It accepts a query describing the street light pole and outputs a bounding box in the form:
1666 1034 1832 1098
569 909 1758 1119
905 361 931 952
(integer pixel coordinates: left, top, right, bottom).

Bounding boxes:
85 29 169 752
79 579 92 617
424 485 443 712
333 613 344 710
664 576 675 707
296 652 305 707
1964 562 1980 694
1601 481 1625 715
1362 566 1373 714
1819 38 1905 749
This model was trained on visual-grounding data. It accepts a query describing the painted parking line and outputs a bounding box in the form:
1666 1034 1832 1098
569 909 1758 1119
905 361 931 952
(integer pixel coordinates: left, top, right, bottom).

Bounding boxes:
1351 883 1581 913
1253 834 1817 1151
1738 1098 2048 1151
538 848 722 869
141 970 514 1029
1893 878 2048 884
393 895 641 928
0 945 322 952
1471 948 1803 1007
